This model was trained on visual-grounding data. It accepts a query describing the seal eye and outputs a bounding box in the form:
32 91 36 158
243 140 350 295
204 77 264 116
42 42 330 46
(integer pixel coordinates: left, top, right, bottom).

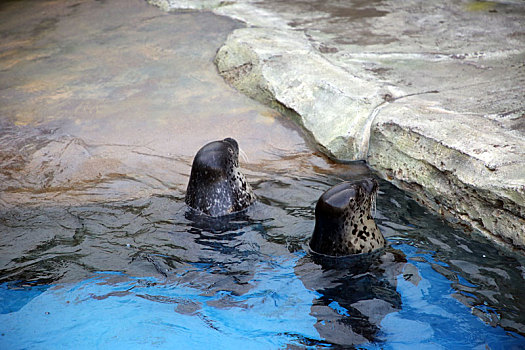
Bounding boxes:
228 148 234 154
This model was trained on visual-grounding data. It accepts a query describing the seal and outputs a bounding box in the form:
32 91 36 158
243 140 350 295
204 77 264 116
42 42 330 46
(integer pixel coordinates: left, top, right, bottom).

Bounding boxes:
309 179 385 256
185 137 255 217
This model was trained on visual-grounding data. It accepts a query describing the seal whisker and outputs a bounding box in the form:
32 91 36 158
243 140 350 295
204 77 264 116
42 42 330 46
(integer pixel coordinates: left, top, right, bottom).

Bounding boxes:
372 192 377 217
239 147 249 163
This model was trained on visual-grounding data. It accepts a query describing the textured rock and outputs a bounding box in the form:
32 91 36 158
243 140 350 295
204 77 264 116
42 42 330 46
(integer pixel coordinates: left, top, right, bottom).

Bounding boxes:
149 0 525 249
368 97 525 247
215 27 388 159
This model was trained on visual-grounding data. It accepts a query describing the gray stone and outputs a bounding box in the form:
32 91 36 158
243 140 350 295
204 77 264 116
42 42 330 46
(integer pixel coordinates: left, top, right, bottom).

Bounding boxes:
214 27 388 159
150 0 525 248
369 96 525 247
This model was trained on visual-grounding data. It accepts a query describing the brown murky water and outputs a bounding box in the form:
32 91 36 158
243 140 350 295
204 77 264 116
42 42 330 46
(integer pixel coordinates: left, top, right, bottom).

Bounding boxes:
0 0 361 207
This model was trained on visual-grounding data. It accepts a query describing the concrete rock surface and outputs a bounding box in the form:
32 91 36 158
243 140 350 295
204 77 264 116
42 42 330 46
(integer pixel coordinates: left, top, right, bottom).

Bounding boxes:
150 0 525 248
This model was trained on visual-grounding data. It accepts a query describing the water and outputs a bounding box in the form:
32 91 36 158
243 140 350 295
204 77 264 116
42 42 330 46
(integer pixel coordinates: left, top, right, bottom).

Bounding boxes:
1 182 524 349
1 0 524 349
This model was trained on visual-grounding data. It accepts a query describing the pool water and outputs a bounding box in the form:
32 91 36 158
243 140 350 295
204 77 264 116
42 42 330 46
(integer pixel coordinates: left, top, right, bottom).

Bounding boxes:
1 177 524 349
1 0 524 348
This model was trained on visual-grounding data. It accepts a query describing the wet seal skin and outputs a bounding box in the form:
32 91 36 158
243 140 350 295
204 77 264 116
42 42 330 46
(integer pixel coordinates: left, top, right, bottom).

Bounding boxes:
310 179 386 256
185 137 255 217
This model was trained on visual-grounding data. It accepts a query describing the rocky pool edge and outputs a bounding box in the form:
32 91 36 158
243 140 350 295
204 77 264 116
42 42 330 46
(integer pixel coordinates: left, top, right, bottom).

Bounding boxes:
148 0 525 251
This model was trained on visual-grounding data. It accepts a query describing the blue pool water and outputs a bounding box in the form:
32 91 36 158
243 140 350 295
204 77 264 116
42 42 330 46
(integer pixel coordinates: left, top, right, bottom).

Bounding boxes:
1 251 523 349
0 262 319 349
1 179 524 349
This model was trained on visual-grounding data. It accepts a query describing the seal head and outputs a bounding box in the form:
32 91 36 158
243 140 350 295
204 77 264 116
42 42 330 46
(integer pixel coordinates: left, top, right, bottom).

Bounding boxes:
310 179 385 256
185 137 255 217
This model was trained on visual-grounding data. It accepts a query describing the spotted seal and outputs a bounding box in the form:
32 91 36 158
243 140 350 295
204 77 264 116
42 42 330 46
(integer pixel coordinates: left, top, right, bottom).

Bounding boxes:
185 137 255 217
310 179 385 256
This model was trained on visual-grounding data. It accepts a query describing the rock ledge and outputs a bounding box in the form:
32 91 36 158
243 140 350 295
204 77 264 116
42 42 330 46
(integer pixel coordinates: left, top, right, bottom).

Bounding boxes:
149 0 525 249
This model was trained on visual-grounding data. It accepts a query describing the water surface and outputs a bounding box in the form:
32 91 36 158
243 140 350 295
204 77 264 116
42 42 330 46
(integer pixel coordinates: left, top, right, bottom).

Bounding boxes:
0 0 524 349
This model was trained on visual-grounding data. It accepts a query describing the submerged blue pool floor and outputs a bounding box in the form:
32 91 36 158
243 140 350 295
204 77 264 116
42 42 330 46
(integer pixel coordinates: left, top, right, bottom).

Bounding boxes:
1 242 524 349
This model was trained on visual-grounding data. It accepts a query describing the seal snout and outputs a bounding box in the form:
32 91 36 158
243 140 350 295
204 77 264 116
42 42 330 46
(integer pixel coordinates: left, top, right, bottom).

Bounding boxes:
360 178 378 195
320 183 357 213
310 179 385 256
223 137 239 153
319 179 377 213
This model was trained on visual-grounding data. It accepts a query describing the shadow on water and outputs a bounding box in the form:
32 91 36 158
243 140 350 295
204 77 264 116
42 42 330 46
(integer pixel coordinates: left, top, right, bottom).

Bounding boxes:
295 247 406 346
0 0 524 348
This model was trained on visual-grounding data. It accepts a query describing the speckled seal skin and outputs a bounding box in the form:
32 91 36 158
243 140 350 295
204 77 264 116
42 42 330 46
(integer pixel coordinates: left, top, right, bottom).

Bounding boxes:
310 179 385 256
185 137 255 217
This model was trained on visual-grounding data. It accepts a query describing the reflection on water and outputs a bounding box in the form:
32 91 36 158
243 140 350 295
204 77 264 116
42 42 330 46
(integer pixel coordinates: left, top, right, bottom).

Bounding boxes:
2 177 525 348
1 0 524 348
0 0 318 206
